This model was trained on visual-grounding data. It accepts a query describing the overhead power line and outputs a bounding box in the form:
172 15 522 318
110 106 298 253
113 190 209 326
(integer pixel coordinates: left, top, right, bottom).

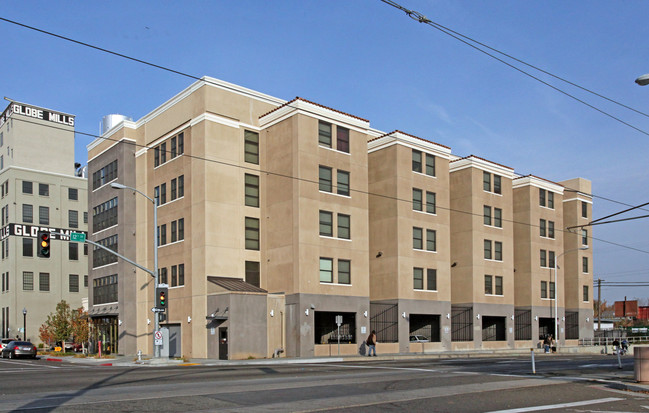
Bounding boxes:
379 0 649 137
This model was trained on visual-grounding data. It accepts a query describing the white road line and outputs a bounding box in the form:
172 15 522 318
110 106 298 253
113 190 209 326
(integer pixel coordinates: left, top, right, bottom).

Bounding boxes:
484 397 624 413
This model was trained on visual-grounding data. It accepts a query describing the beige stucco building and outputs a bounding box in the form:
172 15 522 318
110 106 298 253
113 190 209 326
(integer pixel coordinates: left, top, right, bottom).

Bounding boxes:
0 101 88 345
86 77 593 359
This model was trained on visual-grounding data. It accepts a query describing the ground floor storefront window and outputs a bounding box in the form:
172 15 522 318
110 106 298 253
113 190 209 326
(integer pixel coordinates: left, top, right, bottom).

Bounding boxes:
90 316 118 354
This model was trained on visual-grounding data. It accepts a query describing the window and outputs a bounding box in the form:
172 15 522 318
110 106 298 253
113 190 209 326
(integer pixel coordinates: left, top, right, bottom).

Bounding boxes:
171 136 177 158
154 186 160 206
549 282 556 299
427 269 437 291
413 227 423 249
92 160 118 190
39 206 49 225
92 235 118 268
541 281 548 299
68 188 78 201
245 217 260 250
171 178 177 200
84 212 88 224
485 275 493 295
160 224 167 245
493 175 502 194
178 175 184 198
22 238 33 257
84 275 88 288
318 121 332 148
160 142 167 164
245 261 260 288
540 189 554 208
320 258 333 283
337 170 350 196
548 251 556 268
319 166 332 192
39 183 49 196
319 211 333 237
160 183 166 205
548 192 554 209
583 256 589 273
583 285 589 302
426 192 436 214
484 240 492 260
412 188 423 211
154 146 160 167
582 201 588 218
581 229 588 245
178 264 185 286
23 272 33 291
494 208 502 228
245 174 259 207
159 267 168 285
540 219 546 237
414 267 424 290
548 221 555 238
338 259 351 284
412 150 422 173
69 274 79 293
22 204 33 223
337 127 349 153
425 154 435 177
426 229 436 252
244 130 259 164
178 218 184 241
92 197 118 232
69 243 78 261
539 188 546 207
171 265 178 287
171 221 177 242
93 274 118 304
178 132 184 155
494 242 502 261
483 172 491 191
39 272 50 292
338 214 350 240
540 250 547 267
495 276 503 295
484 206 492 226
22 181 32 194
69 210 79 228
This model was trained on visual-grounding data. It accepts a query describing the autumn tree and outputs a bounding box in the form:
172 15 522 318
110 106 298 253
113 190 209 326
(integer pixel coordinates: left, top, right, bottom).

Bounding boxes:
70 307 89 352
41 300 73 351
38 323 54 348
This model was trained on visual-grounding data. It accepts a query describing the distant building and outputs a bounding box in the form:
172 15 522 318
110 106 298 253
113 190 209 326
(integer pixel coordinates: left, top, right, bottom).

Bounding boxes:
87 77 593 358
0 101 88 344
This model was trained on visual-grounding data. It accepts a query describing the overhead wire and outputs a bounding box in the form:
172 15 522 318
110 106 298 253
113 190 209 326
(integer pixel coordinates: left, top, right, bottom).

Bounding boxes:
378 0 649 137
1 15 649 255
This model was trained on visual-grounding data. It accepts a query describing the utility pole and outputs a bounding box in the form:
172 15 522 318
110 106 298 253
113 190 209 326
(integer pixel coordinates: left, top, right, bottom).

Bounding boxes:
597 279 601 332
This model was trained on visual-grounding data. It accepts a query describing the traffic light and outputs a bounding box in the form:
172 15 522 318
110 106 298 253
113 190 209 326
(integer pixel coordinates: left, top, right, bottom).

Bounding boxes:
156 286 168 310
37 230 50 258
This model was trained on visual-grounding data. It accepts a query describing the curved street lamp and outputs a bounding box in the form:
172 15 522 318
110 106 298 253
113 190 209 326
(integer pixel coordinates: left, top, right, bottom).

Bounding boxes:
110 182 160 358
636 74 649 86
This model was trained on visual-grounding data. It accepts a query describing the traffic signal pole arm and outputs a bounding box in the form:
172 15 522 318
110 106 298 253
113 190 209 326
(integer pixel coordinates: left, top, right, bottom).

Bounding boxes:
51 232 155 278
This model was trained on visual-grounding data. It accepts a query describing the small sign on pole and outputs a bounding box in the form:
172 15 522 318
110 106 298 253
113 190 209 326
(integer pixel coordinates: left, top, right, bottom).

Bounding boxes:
154 330 163 346
70 232 86 243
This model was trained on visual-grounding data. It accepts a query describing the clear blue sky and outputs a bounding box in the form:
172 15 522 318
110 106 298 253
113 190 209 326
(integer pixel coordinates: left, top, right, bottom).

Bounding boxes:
2 0 648 305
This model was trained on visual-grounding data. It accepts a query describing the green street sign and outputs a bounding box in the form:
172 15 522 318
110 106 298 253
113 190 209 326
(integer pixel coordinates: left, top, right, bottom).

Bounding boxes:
70 232 86 243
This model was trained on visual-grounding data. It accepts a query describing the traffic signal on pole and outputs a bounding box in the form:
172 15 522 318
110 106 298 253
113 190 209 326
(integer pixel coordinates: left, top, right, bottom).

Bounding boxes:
156 286 168 310
37 230 50 258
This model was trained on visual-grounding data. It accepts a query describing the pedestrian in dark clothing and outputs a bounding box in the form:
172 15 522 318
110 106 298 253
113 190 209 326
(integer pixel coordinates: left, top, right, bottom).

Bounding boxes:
366 330 377 357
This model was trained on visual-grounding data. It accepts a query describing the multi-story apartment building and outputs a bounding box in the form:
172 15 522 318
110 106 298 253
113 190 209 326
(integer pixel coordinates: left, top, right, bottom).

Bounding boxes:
368 131 452 353
449 156 517 350
0 101 88 345
86 77 593 358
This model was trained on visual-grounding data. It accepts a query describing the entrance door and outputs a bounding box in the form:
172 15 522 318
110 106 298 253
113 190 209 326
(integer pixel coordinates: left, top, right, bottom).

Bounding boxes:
166 324 181 358
219 327 228 360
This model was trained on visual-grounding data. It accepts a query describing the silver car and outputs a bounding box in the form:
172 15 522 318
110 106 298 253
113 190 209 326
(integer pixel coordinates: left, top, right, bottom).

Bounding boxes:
1 341 37 359
409 335 430 343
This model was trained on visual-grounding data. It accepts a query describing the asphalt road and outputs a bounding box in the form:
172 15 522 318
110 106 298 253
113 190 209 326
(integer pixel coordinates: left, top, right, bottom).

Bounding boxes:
0 354 646 412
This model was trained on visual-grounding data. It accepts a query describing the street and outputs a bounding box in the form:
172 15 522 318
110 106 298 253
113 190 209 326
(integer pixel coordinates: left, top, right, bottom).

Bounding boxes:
0 354 646 412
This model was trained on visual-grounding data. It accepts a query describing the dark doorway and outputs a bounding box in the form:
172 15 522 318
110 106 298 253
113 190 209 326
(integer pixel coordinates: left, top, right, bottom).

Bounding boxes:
539 317 555 340
314 311 356 344
409 314 441 342
482 316 506 341
219 327 228 360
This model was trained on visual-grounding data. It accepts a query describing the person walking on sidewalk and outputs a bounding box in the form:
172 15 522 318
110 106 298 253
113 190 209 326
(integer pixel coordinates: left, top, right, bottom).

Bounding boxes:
366 330 378 357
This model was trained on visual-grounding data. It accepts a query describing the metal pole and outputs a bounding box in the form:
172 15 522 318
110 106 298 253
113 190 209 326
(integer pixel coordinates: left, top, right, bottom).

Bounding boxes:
531 348 536 374
597 279 601 332
153 198 159 359
22 309 26 341
554 256 558 349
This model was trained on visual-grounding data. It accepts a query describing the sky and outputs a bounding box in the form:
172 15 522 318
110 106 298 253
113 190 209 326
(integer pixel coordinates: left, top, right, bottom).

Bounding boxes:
1 0 648 305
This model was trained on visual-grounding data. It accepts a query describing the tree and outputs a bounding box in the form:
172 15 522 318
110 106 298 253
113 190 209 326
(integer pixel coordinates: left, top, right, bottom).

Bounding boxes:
40 300 73 351
70 307 89 352
594 299 614 319
38 323 54 348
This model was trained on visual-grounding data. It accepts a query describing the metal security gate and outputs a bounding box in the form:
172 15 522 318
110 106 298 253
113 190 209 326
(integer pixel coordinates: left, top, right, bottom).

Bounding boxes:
370 303 398 343
565 311 579 339
515 309 532 340
451 306 473 342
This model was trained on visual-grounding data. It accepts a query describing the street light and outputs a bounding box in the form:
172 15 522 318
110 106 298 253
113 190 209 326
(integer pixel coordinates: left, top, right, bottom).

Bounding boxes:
22 308 26 341
110 182 160 358
635 73 649 86
554 246 589 349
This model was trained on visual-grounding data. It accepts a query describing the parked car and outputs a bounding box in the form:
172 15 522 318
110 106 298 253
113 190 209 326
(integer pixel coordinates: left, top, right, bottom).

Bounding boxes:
409 335 430 343
0 338 13 350
1 341 37 359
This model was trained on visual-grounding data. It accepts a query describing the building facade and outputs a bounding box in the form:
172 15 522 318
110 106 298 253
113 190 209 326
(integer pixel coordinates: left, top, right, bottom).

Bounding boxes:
0 101 88 345
86 77 594 358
